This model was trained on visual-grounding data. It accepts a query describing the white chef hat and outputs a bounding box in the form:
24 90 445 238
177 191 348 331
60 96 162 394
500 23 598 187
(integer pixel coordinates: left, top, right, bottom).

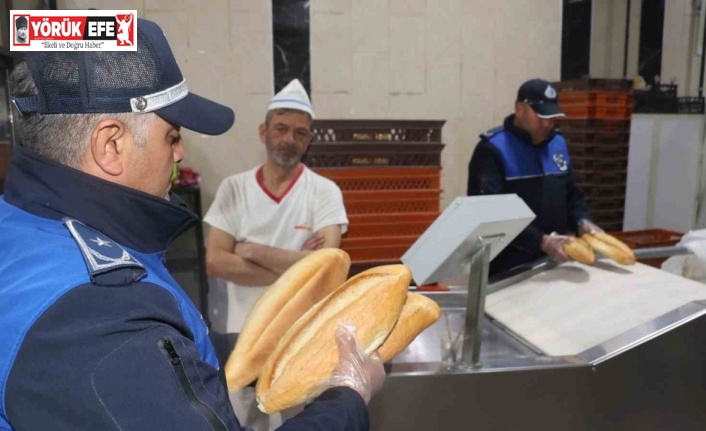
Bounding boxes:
268 79 315 118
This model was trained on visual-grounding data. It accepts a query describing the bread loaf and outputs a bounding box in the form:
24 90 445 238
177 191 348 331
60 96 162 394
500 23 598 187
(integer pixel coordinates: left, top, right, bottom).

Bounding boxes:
562 237 596 265
256 265 411 414
377 293 441 362
225 248 351 393
582 233 636 265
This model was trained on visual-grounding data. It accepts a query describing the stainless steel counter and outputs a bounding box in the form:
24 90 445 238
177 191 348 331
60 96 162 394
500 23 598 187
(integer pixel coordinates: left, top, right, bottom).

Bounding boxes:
368 266 706 431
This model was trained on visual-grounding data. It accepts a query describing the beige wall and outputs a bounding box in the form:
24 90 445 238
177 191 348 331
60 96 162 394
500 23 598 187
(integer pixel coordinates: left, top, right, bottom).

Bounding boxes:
590 0 641 79
661 0 704 96
56 0 562 211
311 0 562 208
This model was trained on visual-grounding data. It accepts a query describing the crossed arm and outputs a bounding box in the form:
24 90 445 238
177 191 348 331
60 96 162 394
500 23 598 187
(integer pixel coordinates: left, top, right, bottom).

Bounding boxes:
205 225 343 286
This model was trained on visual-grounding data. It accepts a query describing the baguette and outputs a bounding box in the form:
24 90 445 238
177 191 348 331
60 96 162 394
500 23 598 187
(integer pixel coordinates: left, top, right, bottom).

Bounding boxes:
582 233 636 265
256 265 411 414
225 248 351 393
377 293 441 362
562 237 596 265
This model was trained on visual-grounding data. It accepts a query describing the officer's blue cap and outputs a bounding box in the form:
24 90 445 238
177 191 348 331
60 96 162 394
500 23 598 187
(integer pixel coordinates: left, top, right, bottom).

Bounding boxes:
11 18 234 136
517 78 565 119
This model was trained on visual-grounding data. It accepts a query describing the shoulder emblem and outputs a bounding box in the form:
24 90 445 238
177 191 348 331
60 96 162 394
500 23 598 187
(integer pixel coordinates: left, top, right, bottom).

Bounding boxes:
63 218 146 285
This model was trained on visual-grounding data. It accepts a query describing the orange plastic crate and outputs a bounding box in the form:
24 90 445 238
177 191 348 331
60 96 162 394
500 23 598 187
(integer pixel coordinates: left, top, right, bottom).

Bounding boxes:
347 221 433 238
561 104 632 120
559 91 633 107
341 235 417 262
610 229 683 249
343 189 441 214
314 167 441 191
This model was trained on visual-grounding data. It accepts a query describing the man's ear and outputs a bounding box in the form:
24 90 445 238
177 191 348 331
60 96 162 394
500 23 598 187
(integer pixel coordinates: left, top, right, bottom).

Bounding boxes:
259 123 267 144
90 119 128 177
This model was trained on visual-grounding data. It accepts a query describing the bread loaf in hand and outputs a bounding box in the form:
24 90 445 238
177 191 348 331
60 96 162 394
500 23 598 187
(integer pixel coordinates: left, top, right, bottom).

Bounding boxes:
582 233 636 265
377 293 441 362
225 248 351 393
256 265 411 414
562 237 596 265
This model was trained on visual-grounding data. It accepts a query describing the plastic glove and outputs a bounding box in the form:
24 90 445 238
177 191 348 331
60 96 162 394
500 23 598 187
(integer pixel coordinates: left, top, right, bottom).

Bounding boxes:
541 233 572 263
578 219 605 235
325 320 385 404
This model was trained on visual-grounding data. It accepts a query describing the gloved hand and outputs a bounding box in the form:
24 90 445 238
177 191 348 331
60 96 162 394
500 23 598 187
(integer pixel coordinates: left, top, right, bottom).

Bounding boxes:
541 233 572 263
578 219 605 235
325 320 385 404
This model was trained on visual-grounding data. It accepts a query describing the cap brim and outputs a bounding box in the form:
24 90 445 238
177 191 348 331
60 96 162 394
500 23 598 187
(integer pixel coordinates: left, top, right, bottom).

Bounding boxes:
531 102 566 119
156 92 235 135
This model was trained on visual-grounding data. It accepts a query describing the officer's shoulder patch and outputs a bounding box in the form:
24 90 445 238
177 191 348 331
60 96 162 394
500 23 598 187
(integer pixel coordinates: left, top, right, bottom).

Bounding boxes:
483 125 505 139
63 218 146 286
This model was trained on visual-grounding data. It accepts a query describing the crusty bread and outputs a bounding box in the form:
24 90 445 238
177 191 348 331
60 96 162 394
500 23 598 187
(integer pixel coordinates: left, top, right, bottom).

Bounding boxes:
378 293 441 362
225 248 351 393
582 233 636 265
562 237 596 265
256 265 411 414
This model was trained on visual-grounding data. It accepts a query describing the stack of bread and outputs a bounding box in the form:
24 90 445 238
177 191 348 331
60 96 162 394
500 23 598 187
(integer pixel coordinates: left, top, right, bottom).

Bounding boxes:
563 232 636 265
225 248 441 413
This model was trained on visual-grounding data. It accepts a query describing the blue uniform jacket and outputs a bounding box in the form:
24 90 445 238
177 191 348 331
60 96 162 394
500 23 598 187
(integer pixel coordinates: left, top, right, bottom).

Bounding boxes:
467 115 591 276
0 145 368 431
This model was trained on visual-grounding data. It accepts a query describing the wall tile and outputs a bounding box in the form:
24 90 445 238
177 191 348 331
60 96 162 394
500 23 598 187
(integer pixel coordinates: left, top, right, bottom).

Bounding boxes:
351 53 390 118
389 93 428 119
187 0 229 54
389 0 425 16
352 0 388 53
145 0 184 11
231 11 273 94
312 92 353 118
311 12 352 93
228 0 269 14
315 0 350 14
389 16 426 93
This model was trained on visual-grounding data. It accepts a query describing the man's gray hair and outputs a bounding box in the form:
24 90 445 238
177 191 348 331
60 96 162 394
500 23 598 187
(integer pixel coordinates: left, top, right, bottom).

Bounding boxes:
9 62 155 169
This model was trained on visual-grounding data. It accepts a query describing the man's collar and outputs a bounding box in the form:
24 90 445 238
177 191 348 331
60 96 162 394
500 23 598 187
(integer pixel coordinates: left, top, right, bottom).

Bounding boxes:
4 144 198 253
503 114 556 146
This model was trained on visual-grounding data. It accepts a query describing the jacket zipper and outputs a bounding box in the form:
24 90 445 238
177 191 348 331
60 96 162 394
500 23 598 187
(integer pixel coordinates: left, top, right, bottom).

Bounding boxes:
158 337 228 431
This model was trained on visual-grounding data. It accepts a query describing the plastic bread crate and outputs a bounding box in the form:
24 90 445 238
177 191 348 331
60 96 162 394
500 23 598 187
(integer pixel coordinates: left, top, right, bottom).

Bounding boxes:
556 119 631 133
304 142 444 168
559 91 633 107
311 119 445 143
314 167 441 191
609 229 684 268
560 104 632 120
552 78 633 92
346 212 438 238
343 189 442 214
341 235 418 262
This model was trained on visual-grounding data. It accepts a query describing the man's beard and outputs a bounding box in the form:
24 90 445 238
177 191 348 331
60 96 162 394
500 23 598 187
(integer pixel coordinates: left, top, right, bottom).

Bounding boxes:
265 138 302 168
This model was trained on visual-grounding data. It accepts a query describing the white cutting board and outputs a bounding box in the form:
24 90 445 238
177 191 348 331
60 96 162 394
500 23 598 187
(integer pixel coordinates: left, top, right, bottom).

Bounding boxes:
485 261 706 356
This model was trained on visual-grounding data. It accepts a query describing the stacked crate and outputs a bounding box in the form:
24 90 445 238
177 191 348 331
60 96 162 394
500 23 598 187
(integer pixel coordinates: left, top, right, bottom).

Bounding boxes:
555 78 633 232
303 120 445 275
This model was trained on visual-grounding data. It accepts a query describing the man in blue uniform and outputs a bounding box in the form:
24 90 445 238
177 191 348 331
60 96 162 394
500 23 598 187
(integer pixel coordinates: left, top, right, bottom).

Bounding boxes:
0 18 383 431
467 78 603 277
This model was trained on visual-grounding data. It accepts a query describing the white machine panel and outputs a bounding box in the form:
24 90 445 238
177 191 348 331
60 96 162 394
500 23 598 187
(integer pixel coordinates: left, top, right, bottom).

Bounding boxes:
401 194 535 286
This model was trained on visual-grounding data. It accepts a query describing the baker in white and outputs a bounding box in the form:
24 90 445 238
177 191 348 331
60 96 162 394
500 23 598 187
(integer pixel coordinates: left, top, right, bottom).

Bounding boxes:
203 79 348 430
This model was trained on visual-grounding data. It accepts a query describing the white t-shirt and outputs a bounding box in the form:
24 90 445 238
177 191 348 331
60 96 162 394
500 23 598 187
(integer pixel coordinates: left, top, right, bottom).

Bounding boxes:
204 164 348 332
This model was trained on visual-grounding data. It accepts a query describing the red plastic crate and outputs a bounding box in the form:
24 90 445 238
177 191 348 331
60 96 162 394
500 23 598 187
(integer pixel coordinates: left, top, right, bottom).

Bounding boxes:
314 167 441 191
343 189 441 214
561 104 632 120
341 235 417 262
559 91 633 107
346 212 438 238
557 119 631 133
609 229 684 268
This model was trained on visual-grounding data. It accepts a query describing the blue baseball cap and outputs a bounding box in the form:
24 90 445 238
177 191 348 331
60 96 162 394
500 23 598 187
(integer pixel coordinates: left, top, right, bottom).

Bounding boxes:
11 18 234 135
517 78 565 119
